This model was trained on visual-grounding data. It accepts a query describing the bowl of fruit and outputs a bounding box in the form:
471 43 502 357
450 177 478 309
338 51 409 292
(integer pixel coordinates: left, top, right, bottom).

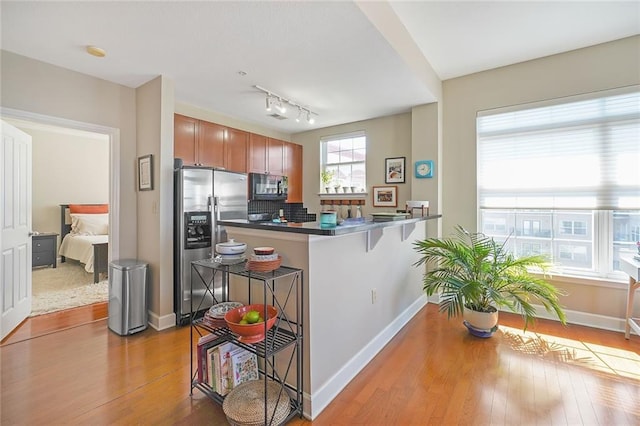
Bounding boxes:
224 304 278 343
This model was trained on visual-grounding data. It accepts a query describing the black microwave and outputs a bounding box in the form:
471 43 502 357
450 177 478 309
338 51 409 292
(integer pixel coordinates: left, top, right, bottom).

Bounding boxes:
249 173 288 201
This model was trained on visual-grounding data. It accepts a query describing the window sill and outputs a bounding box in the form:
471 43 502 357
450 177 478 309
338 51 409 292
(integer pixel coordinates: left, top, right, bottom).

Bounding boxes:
536 271 627 290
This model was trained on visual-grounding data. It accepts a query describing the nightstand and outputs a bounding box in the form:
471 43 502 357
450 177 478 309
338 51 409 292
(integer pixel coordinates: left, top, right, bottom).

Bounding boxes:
32 233 58 268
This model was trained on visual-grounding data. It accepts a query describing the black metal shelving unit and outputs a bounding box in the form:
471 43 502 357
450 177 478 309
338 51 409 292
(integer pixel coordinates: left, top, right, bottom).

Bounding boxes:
189 258 304 425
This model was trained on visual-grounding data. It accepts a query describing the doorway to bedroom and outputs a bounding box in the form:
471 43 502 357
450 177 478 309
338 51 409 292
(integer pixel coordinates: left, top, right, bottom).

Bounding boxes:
6 117 111 318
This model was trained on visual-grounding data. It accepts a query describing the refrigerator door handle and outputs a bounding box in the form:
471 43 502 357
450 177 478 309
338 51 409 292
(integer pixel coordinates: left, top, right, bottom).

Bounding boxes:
213 196 222 243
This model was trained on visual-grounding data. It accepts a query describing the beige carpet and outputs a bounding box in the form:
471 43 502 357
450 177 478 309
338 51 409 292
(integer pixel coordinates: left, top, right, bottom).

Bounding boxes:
31 261 108 316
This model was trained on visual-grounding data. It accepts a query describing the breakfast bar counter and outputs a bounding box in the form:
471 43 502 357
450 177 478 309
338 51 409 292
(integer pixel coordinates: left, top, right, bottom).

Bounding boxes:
219 214 440 236
220 214 440 419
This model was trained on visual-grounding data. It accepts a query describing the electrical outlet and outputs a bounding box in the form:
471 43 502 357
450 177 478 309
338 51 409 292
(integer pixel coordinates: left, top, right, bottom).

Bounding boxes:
371 288 377 304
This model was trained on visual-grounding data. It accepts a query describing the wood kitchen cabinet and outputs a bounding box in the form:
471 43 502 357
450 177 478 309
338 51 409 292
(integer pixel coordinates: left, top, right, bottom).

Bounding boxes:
225 127 248 173
198 120 225 168
248 133 268 173
267 138 285 175
248 135 286 175
174 115 246 172
174 114 198 165
175 114 303 197
174 114 224 168
285 142 303 203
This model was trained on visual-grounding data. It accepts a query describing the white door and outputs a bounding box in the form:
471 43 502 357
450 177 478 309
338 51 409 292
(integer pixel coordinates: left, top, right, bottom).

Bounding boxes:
1 120 32 341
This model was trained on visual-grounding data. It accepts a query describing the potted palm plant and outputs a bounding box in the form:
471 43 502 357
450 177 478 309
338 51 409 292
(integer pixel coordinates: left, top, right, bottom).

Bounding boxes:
413 225 566 337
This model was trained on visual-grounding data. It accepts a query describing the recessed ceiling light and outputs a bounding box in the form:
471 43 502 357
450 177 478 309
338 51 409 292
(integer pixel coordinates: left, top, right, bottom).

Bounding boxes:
86 45 106 58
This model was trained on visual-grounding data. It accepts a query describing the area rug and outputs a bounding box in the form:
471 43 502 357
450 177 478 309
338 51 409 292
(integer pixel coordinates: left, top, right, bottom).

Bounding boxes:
31 262 108 316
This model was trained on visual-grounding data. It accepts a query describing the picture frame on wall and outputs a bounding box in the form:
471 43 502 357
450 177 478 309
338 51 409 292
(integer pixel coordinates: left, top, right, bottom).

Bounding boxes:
385 157 406 184
372 185 398 207
138 154 153 191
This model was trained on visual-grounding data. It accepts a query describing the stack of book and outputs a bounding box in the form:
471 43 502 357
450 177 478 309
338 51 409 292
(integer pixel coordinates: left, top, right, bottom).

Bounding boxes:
196 335 259 395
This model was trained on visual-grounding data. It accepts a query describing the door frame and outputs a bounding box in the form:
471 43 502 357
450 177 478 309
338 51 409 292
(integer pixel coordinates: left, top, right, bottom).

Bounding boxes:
0 107 120 266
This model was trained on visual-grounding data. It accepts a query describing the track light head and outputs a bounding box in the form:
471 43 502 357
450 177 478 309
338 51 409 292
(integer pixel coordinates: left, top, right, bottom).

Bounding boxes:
255 85 317 124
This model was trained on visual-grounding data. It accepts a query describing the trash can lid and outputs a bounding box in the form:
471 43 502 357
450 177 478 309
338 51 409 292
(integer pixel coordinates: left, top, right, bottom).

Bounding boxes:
109 259 148 270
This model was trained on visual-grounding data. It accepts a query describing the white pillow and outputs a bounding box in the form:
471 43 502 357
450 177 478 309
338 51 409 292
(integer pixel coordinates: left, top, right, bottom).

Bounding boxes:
70 213 109 235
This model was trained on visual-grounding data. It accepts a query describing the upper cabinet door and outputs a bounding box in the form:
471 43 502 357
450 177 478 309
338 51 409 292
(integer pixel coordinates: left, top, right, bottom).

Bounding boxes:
249 133 268 173
174 114 198 166
267 138 285 175
284 142 303 203
225 128 248 173
198 121 225 168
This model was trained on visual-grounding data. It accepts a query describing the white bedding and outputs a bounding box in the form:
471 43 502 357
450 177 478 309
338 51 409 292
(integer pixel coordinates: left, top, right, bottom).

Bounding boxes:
59 234 108 273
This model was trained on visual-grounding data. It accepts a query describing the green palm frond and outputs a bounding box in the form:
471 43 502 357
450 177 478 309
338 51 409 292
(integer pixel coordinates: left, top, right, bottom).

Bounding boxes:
414 225 566 330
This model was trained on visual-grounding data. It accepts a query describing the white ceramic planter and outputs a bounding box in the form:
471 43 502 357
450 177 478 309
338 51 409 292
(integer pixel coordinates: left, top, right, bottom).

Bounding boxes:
463 307 499 331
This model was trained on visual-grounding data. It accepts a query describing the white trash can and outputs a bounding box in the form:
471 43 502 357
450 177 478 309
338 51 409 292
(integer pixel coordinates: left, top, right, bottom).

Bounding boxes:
108 259 148 335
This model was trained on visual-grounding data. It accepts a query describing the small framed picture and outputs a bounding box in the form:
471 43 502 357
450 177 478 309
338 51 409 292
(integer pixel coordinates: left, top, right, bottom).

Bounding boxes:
372 185 398 207
138 154 153 191
385 157 406 183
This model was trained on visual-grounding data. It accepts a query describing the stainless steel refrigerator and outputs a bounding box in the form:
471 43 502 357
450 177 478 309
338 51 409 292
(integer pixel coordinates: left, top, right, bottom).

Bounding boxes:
174 166 248 324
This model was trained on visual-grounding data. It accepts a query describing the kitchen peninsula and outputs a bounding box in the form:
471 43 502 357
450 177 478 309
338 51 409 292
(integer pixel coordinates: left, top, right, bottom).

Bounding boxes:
219 215 439 419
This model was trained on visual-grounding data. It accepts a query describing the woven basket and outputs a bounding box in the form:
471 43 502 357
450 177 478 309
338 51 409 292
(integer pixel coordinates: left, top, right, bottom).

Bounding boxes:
223 380 291 426
246 256 281 273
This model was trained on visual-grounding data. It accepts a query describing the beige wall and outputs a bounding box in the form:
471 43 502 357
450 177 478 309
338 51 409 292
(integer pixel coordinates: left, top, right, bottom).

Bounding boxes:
136 76 177 326
1 50 138 262
411 102 441 236
292 112 413 217
442 35 640 319
4 122 109 244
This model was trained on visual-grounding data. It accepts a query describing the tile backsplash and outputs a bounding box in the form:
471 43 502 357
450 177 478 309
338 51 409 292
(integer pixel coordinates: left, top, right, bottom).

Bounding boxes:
248 200 317 223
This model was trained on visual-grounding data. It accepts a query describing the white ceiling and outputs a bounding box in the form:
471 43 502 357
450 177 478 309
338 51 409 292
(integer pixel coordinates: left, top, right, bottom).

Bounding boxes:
1 1 638 134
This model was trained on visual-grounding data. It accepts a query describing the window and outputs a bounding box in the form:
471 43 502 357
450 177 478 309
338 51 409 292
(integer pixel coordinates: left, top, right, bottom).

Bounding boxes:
478 88 640 280
320 131 366 192
560 220 587 236
523 220 540 236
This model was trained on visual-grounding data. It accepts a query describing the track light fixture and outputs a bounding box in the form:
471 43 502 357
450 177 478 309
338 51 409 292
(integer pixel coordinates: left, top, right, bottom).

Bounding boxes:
255 85 317 125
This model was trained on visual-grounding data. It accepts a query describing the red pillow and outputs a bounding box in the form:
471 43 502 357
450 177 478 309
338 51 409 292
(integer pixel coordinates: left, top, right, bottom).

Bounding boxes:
69 204 109 214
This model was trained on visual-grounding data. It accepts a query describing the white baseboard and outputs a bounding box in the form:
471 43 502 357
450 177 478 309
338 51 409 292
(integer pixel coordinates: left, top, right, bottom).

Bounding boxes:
147 311 176 331
307 294 428 420
531 304 633 335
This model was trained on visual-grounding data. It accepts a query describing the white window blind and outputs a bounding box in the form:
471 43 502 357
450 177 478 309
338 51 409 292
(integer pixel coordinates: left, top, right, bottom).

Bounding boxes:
477 89 640 210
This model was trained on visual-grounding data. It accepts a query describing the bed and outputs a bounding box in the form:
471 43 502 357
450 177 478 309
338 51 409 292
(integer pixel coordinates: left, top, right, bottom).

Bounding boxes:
59 204 109 283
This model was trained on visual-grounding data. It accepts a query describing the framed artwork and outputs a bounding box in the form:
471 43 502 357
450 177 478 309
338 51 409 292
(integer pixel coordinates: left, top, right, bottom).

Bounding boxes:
385 157 406 184
372 185 398 207
138 154 153 191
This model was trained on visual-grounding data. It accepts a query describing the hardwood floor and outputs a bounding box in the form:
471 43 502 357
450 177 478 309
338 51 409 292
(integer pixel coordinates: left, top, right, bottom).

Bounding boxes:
1 303 638 425
1 302 108 346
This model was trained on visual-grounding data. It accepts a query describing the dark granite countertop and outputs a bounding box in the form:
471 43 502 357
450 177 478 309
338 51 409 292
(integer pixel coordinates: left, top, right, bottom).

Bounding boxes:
219 214 441 236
